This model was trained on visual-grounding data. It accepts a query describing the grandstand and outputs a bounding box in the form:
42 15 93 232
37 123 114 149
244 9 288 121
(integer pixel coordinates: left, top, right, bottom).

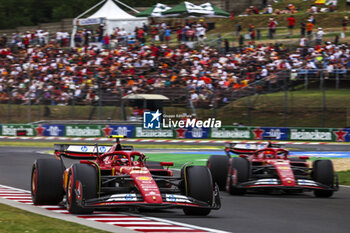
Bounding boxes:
0 0 350 127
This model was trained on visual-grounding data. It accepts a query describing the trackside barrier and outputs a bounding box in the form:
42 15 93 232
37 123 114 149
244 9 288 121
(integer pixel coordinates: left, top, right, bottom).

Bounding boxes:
0 124 349 142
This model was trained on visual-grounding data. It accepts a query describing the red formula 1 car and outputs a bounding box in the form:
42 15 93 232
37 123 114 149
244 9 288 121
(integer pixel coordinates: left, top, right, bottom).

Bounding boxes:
207 142 338 197
31 136 220 215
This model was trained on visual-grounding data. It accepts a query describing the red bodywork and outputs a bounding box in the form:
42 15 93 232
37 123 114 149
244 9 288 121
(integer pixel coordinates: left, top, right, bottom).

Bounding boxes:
244 148 303 188
55 141 219 210
225 143 338 192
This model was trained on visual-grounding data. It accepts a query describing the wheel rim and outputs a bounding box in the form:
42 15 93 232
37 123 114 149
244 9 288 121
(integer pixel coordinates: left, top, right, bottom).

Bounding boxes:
31 168 37 195
67 175 73 207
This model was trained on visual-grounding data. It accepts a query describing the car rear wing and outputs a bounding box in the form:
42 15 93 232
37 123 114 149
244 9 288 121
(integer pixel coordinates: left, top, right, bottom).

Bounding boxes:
54 144 134 159
225 142 285 155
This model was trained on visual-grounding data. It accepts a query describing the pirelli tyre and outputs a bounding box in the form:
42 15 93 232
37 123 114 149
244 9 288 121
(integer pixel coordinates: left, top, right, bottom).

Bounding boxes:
31 159 64 205
207 155 229 190
312 160 334 198
227 157 250 195
67 164 98 214
182 166 213 216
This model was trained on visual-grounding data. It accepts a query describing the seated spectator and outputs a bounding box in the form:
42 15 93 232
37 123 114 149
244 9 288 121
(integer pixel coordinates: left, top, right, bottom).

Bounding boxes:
245 6 260 15
307 4 319 14
263 4 273 14
285 4 298 14
329 0 337 12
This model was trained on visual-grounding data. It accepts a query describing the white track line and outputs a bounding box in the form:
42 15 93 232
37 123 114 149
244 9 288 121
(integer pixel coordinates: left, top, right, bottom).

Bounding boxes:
126 226 193 230
106 222 170 225
87 217 143 221
140 216 231 233
0 184 229 233
0 184 30 193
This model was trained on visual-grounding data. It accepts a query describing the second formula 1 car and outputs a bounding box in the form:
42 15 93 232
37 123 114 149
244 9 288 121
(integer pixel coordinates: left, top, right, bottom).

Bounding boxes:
31 136 220 215
207 142 338 197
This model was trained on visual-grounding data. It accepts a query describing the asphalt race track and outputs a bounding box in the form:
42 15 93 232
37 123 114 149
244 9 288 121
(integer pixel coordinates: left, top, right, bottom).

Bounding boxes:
0 145 350 233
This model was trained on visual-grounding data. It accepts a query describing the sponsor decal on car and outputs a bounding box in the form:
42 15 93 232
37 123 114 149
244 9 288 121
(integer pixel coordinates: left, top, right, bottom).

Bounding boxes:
106 193 137 202
136 176 152 181
130 169 148 174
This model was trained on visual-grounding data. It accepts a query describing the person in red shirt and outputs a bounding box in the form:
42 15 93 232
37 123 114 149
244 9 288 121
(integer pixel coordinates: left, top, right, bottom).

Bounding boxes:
103 34 110 49
137 28 145 44
249 25 256 43
268 18 277 39
287 15 296 37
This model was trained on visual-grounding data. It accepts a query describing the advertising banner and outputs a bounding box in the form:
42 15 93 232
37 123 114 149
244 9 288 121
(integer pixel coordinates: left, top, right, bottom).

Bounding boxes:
288 128 334 141
254 127 289 141
65 125 102 137
210 127 252 139
2 123 349 142
135 127 174 138
77 18 103 26
100 125 135 138
34 124 65 137
332 128 350 142
174 127 210 139
2 124 35 136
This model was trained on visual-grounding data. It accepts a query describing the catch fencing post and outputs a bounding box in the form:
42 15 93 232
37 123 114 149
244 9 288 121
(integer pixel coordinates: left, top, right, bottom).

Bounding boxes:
284 71 288 127
247 94 251 126
38 92 41 121
305 72 308 90
98 76 102 120
320 70 323 90
27 67 31 123
120 88 124 120
7 86 11 123
71 90 75 120
336 71 339 89
213 89 217 118
321 72 326 127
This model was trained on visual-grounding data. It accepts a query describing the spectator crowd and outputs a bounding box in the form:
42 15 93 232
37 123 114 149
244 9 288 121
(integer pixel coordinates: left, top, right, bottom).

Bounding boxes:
0 0 349 109
0 34 349 108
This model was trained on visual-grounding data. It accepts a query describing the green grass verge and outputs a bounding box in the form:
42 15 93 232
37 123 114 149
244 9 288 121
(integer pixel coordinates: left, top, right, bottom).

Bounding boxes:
337 170 350 185
0 203 109 233
146 152 209 169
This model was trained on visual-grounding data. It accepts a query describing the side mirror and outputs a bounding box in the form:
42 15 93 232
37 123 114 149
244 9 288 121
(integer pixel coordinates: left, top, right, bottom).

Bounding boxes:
160 162 174 167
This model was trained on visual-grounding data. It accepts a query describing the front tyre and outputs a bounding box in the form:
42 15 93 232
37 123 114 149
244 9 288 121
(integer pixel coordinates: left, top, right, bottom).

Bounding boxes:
312 160 334 198
207 155 229 190
31 159 64 205
67 164 97 214
183 166 213 216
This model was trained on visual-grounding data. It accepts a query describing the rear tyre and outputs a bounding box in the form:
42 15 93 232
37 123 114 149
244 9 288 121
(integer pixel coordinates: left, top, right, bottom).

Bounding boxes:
183 166 213 216
228 157 250 195
312 160 334 198
207 155 229 190
67 164 98 214
31 159 64 205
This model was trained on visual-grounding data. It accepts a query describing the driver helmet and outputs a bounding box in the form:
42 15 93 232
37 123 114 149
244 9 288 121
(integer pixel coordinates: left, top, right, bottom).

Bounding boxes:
114 155 129 165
